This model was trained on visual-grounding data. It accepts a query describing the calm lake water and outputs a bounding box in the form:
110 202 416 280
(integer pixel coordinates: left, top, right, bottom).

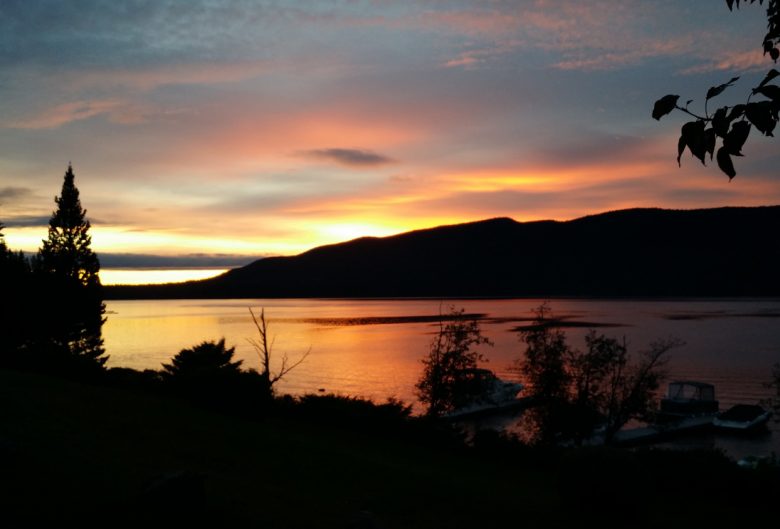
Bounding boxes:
103 298 780 457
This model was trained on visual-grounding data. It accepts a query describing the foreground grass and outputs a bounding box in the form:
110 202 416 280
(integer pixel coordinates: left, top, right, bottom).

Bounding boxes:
0 369 555 528
1 368 778 528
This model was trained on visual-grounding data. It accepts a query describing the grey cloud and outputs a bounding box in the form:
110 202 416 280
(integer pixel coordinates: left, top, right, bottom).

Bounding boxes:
414 189 581 216
389 173 415 183
98 253 258 269
659 187 738 203
0 215 50 227
302 148 394 167
0 1 326 71
0 186 34 200
736 148 780 179
530 132 651 168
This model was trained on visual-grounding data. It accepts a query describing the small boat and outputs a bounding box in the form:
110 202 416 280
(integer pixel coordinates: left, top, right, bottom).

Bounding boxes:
617 381 773 446
713 404 772 432
657 381 719 422
617 382 720 445
443 368 524 419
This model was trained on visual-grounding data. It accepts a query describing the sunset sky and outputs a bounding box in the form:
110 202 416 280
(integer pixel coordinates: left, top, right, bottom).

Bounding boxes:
2 1 779 283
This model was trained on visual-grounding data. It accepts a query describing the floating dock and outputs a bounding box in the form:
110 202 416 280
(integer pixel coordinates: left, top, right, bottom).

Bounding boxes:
614 415 716 446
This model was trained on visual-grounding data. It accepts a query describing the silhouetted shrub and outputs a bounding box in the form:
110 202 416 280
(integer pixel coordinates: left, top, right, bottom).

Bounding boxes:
161 339 272 411
105 367 163 391
557 447 647 518
291 394 412 430
161 339 242 380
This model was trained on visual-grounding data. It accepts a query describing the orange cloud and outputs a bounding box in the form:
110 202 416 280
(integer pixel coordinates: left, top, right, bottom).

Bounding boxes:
680 49 771 74
69 60 275 91
415 9 521 36
8 99 129 129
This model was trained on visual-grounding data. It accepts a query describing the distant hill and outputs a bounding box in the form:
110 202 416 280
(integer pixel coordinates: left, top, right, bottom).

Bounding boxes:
106 206 780 299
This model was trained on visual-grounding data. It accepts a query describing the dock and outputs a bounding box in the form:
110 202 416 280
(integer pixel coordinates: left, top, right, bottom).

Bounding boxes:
614 415 715 446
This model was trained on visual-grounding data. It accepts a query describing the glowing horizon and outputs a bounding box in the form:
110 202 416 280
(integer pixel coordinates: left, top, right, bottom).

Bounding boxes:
2 1 780 275
99 268 229 286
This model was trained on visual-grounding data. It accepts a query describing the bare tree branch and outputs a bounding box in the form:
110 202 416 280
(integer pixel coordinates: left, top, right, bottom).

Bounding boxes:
247 307 310 392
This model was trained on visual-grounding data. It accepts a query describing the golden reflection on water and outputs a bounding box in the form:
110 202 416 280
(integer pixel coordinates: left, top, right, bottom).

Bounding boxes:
103 298 780 410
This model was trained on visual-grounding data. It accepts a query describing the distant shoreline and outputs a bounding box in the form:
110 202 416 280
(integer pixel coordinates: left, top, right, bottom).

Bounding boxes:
106 206 780 300
104 291 780 302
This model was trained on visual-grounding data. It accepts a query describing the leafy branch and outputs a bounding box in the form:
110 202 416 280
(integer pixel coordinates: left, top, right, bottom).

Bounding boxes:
653 70 779 180
653 0 780 180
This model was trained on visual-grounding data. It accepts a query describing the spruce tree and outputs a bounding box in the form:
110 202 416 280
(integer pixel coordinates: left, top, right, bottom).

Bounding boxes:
40 164 101 287
37 164 107 370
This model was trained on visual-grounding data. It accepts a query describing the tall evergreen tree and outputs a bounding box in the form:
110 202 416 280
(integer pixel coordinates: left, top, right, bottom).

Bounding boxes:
36 164 107 370
40 164 101 287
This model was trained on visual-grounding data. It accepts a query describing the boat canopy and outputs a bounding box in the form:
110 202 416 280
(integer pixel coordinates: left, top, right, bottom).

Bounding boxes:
666 381 716 402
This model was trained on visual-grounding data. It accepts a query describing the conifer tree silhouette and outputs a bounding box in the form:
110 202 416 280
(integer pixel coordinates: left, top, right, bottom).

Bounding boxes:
36 164 107 370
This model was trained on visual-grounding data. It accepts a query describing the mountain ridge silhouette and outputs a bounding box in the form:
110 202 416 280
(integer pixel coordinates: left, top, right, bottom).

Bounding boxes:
105 205 780 299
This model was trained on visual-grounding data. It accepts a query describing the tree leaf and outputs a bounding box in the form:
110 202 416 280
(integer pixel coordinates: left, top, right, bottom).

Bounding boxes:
706 77 740 101
723 121 751 155
704 128 717 161
757 69 779 90
746 101 777 136
676 135 685 167
753 84 780 101
712 106 730 137
716 147 737 180
681 120 707 165
728 104 746 121
771 47 779 62
652 94 679 120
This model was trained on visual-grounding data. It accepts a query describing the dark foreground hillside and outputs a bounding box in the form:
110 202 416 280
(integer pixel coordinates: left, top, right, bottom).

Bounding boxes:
107 206 780 299
2 369 780 528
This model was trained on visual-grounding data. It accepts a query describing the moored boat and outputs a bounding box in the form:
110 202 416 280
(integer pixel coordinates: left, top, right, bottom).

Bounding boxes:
443 368 524 419
713 404 772 432
657 381 719 423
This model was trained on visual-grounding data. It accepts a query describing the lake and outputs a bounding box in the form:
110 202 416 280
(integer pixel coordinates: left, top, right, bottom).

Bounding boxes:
103 298 780 457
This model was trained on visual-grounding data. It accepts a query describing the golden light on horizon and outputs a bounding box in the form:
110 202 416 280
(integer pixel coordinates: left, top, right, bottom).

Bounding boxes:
100 268 229 286
317 222 400 242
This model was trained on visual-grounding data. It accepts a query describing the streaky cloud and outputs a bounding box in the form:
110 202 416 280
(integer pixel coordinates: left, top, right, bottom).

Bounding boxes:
0 215 50 227
0 186 34 200
98 253 259 269
301 148 394 167
8 99 126 130
679 49 768 75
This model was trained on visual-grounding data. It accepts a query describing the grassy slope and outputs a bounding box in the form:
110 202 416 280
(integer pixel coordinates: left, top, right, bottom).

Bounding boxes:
2 369 778 528
0 369 555 528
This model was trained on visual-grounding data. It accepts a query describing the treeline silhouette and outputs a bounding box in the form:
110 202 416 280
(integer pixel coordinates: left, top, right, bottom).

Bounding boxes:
0 166 422 431
1 164 105 379
107 206 780 299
